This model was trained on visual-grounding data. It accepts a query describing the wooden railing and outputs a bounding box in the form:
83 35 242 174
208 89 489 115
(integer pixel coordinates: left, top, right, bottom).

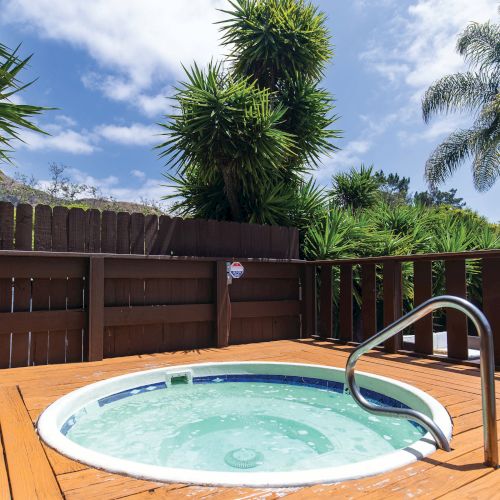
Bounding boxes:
308 249 500 367
2 247 500 369
0 251 305 368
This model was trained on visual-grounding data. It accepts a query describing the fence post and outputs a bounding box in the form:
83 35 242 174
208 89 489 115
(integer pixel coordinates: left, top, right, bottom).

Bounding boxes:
414 260 434 354
216 261 230 347
483 258 500 367
88 256 104 361
301 264 316 337
319 264 333 338
361 263 377 341
445 259 468 360
339 264 354 342
383 261 403 353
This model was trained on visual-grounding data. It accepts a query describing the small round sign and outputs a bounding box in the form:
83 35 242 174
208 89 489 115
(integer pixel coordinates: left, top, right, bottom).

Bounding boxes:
229 261 245 279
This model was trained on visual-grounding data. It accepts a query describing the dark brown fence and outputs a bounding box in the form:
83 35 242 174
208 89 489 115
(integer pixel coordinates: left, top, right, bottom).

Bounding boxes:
0 251 305 368
311 249 500 367
0 202 299 259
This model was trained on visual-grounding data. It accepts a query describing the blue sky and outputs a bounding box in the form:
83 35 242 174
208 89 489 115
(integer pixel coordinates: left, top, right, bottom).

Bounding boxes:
0 0 498 219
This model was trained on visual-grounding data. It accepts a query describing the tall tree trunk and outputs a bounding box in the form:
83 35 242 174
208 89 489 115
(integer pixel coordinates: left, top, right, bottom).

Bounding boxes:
221 166 243 222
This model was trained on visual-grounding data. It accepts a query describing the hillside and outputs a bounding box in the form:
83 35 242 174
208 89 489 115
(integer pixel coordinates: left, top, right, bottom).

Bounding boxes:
0 170 166 215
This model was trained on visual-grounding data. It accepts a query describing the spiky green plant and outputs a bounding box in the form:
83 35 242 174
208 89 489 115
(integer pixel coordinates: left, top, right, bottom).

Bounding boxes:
219 0 332 88
158 62 295 221
160 0 339 226
0 43 51 164
330 164 380 211
422 21 500 191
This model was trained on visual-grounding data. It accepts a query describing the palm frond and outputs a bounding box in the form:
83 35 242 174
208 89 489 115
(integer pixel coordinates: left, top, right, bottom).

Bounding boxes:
425 128 479 187
457 21 500 72
422 71 497 123
0 43 52 163
472 140 500 191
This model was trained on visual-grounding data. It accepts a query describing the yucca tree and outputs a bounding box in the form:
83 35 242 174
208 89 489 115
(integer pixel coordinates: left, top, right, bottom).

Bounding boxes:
160 0 339 225
0 43 50 164
330 164 380 211
158 63 295 221
422 21 499 191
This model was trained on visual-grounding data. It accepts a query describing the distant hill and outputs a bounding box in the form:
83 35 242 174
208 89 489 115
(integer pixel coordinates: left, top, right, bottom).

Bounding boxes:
0 170 166 215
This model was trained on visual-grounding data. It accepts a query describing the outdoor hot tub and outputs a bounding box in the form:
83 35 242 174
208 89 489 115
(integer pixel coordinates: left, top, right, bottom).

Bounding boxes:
37 362 452 488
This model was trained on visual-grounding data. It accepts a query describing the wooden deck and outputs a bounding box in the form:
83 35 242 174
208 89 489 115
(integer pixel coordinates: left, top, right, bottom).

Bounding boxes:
0 339 499 499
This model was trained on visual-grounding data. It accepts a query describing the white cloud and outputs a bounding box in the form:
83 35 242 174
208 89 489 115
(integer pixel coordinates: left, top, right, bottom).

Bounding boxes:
95 123 161 146
1 0 227 116
136 90 173 118
19 128 97 154
398 114 469 144
16 118 163 153
131 169 146 180
54 114 78 127
317 140 372 181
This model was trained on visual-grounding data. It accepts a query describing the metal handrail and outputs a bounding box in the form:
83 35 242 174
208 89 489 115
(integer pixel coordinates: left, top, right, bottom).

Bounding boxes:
345 295 498 467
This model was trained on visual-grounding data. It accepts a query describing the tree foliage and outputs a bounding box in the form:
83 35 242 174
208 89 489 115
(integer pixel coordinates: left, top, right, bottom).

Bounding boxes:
422 21 499 191
159 0 339 224
0 43 51 164
330 164 380 211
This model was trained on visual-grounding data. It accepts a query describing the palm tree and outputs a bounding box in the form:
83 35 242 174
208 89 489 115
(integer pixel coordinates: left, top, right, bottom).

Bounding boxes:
422 21 499 191
0 43 50 165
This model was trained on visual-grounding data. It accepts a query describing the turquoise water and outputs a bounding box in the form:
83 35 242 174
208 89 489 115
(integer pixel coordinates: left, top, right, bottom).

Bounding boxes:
66 381 425 473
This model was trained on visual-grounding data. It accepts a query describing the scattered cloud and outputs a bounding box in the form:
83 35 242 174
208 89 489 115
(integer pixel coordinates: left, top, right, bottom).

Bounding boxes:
54 114 77 127
95 123 161 146
398 114 469 144
317 140 372 181
1 0 227 116
356 0 498 153
16 118 164 153
361 0 497 97
130 169 146 180
18 127 97 155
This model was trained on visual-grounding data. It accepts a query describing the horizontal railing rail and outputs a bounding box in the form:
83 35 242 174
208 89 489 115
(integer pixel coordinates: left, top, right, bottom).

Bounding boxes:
310 248 500 265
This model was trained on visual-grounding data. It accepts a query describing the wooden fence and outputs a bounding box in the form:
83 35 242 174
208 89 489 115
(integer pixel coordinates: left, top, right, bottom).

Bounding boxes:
0 202 299 259
311 249 500 367
0 252 305 368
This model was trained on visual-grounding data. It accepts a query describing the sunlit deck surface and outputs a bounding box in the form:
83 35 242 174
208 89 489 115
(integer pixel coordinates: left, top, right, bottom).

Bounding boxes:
1 339 499 499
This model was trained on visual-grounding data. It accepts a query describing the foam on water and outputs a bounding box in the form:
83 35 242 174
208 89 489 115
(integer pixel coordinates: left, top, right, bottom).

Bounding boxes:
66 381 425 473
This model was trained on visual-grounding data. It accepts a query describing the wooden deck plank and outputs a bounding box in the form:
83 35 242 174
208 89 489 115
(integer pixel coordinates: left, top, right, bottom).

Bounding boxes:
0 339 497 499
57 468 163 500
441 469 500 499
0 422 11 500
0 386 62 499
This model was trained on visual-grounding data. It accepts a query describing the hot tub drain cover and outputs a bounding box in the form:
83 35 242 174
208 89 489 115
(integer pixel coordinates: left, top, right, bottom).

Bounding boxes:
224 448 264 469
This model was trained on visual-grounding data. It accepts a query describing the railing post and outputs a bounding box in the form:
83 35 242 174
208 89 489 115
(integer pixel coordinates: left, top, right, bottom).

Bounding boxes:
88 256 104 361
383 261 402 353
339 264 353 342
319 264 333 338
301 264 316 337
216 261 230 347
482 257 500 366
361 263 377 341
445 259 468 360
414 260 434 355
